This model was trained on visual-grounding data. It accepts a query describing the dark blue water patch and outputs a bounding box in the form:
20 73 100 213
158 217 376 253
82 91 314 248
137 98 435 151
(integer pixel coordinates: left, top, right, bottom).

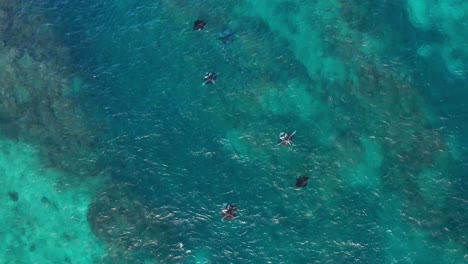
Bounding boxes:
341 0 445 63
406 43 468 164
342 0 468 163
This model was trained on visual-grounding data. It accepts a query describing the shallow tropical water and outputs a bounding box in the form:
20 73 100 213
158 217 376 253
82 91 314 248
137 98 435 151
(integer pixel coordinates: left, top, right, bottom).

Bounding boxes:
1 0 467 263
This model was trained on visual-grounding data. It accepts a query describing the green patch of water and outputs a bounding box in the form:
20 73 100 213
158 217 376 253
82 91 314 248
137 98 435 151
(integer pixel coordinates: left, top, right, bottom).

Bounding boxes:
0 138 104 264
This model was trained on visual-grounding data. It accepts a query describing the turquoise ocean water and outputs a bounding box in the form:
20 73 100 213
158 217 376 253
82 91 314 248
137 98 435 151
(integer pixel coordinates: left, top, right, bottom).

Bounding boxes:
1 0 467 263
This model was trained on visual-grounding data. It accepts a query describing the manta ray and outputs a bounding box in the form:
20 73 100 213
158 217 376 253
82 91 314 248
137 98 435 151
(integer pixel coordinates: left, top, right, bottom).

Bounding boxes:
295 176 309 188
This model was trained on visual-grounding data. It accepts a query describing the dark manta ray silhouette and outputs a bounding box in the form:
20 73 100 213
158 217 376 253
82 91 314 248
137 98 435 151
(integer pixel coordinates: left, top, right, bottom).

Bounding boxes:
222 203 238 220
278 131 296 146
193 20 206 31
202 72 217 86
218 29 239 45
295 176 309 188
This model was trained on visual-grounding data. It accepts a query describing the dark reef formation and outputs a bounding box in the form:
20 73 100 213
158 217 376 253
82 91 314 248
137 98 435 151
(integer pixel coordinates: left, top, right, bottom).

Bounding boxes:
0 1 99 176
0 3 181 262
87 183 178 263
